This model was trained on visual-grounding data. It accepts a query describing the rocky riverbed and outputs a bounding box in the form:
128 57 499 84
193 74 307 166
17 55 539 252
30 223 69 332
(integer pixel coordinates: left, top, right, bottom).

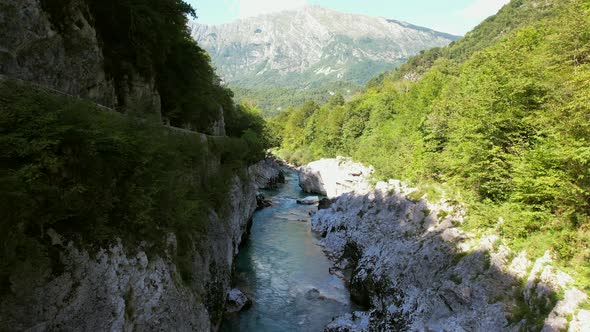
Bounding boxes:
300 157 589 332
221 169 358 331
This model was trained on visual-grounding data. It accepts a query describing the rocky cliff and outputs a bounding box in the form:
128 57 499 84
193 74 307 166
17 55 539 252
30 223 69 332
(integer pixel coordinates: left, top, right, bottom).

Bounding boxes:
0 0 280 331
299 157 373 198
0 0 161 114
0 0 112 106
300 158 589 331
0 158 283 331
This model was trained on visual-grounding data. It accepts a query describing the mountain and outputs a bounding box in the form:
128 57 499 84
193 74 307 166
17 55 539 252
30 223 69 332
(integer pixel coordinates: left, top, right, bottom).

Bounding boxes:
271 0 590 328
191 5 459 113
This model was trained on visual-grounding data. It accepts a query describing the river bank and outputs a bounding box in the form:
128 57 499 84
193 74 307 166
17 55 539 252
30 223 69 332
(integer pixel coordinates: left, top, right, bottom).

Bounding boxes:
221 169 359 331
300 157 589 332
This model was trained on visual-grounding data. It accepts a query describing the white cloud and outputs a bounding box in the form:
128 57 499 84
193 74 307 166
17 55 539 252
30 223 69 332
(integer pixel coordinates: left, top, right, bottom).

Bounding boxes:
237 0 308 19
459 0 510 20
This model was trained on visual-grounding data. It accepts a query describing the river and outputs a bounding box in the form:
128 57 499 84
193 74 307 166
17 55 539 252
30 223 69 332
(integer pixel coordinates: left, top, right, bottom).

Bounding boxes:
221 170 356 331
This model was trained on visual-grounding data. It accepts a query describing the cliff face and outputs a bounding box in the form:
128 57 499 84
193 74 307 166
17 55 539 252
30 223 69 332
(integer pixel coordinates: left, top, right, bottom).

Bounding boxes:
0 2 282 328
0 159 283 331
0 0 160 113
300 158 589 331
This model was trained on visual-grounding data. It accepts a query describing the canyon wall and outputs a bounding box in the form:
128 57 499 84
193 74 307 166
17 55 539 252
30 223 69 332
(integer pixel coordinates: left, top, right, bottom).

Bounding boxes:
0 158 284 331
0 0 162 113
301 158 589 332
0 2 285 329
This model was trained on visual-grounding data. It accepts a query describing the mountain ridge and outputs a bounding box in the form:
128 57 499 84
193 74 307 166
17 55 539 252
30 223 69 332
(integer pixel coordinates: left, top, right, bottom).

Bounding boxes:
191 5 459 113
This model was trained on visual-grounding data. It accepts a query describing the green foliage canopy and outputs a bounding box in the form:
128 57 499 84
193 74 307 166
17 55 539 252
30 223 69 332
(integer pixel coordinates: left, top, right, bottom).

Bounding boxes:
270 0 590 285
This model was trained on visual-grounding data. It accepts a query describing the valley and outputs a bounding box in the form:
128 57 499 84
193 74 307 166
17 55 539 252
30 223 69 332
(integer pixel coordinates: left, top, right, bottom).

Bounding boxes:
191 5 459 115
0 0 589 331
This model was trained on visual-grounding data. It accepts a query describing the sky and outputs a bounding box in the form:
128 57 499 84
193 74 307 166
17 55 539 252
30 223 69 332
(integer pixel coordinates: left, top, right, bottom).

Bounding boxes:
187 0 510 36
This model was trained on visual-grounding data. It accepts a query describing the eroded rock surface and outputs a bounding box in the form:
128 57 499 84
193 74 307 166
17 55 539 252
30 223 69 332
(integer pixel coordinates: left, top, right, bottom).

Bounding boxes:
299 157 373 198
0 0 162 114
226 288 252 313
0 0 115 106
0 159 283 331
308 158 588 331
297 196 320 205
250 157 286 189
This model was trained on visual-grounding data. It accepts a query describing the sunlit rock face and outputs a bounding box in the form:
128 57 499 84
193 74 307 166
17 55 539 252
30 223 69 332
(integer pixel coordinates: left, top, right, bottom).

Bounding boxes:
191 5 459 89
302 158 588 331
299 157 373 198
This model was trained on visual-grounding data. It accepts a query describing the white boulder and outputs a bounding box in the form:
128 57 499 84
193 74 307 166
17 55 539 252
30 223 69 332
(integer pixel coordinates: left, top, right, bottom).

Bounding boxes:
298 157 373 198
226 288 251 313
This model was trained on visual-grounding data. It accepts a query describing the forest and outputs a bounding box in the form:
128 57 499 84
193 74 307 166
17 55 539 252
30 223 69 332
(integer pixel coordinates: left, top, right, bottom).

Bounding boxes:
270 0 590 288
1 0 270 293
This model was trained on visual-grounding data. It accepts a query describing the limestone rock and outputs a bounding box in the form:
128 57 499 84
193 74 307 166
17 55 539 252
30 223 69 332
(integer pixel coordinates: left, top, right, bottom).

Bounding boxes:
299 165 326 195
325 311 371 332
256 192 273 209
318 198 336 210
542 288 587 332
299 157 373 198
249 158 286 190
0 0 116 106
226 288 252 313
297 196 320 205
569 310 590 332
209 107 227 136
309 158 587 331
0 155 282 330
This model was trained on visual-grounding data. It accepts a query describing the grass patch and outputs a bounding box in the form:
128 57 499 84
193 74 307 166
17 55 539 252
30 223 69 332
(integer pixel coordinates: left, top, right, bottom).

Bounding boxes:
406 189 426 203
450 273 462 285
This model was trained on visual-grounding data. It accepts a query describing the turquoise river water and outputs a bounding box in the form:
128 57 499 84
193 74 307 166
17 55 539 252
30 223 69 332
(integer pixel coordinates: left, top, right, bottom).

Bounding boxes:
221 170 356 331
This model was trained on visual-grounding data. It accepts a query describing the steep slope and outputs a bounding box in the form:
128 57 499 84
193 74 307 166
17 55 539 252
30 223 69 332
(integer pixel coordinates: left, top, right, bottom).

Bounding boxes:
273 0 590 311
0 0 275 330
302 158 588 331
1 0 235 132
191 5 458 114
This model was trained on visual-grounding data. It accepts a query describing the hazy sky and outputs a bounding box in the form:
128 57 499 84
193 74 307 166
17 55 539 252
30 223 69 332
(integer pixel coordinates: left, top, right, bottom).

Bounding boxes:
187 0 510 35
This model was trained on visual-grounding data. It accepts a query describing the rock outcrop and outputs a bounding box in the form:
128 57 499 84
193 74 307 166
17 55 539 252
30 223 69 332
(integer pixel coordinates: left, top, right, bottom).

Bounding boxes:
0 159 283 331
299 157 373 198
303 158 588 331
0 0 163 115
0 0 115 106
297 196 320 205
225 288 252 314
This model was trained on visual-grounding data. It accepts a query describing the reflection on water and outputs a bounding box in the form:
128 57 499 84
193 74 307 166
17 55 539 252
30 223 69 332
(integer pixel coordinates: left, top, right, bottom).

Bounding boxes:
221 171 356 332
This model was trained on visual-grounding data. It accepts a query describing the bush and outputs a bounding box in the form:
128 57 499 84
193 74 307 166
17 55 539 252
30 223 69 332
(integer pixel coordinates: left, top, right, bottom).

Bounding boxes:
0 79 264 291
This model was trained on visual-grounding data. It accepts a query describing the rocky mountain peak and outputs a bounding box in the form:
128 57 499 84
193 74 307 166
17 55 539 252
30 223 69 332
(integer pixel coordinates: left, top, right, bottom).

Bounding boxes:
190 6 459 90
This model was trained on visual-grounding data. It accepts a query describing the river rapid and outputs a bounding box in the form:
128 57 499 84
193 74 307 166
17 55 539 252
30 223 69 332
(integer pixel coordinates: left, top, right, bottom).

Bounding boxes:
221 170 356 331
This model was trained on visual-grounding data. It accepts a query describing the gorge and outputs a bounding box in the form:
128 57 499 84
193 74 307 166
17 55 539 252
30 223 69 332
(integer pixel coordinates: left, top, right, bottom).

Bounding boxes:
191 5 459 115
1 0 589 331
221 170 358 331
